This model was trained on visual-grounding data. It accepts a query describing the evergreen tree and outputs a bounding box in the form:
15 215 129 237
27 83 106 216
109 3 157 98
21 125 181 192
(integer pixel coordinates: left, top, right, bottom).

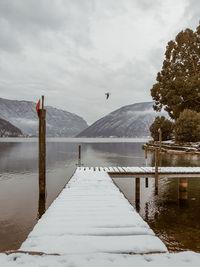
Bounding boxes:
151 23 200 120
174 109 200 142
150 116 174 141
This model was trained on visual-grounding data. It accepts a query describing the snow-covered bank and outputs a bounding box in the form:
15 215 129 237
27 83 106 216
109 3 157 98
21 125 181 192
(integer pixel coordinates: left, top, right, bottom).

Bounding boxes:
144 140 200 154
0 251 200 267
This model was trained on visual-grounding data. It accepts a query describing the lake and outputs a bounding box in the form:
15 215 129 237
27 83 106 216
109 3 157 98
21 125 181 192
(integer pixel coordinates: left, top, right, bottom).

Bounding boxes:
0 138 200 252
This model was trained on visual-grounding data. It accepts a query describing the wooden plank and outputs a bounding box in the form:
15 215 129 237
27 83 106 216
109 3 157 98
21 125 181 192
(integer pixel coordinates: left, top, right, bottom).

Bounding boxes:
113 167 120 172
82 166 200 176
101 166 200 174
118 167 125 172
139 167 146 173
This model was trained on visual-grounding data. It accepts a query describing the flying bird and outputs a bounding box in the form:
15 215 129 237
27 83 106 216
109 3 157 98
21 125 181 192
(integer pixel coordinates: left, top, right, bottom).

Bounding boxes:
105 92 110 100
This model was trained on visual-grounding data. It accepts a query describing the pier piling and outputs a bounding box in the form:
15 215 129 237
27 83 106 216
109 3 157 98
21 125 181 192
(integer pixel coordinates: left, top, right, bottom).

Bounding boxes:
39 96 46 201
155 148 159 195
145 177 149 188
145 146 147 160
77 145 82 167
144 147 149 187
158 128 162 152
135 177 140 212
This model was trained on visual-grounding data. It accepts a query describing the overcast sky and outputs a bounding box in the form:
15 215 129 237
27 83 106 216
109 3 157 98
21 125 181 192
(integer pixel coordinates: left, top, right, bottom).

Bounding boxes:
0 0 199 124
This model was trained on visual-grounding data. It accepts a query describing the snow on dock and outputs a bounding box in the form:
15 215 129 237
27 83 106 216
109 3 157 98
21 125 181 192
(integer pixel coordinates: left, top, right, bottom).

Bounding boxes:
79 166 200 174
20 168 167 255
94 166 200 177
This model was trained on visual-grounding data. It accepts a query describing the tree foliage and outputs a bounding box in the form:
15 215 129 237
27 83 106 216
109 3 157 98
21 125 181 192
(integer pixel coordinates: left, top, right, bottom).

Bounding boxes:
174 109 200 142
150 116 174 141
151 24 200 120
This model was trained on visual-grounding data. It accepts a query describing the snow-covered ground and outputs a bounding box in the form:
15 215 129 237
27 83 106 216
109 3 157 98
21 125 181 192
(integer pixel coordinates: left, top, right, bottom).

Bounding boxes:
0 169 199 266
0 251 200 267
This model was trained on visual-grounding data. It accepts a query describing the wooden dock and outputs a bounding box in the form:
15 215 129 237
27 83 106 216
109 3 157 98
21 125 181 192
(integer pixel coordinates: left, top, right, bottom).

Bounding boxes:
80 166 200 178
20 168 167 255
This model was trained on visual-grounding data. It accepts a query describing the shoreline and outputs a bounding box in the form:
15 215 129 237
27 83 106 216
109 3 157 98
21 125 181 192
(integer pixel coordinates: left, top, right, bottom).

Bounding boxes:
0 137 150 143
143 141 200 155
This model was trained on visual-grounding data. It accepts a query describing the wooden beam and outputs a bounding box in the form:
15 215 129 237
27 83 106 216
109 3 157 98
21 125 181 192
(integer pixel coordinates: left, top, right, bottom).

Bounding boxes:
158 128 162 152
135 177 140 212
145 146 147 160
39 96 46 200
155 148 159 195
145 177 149 188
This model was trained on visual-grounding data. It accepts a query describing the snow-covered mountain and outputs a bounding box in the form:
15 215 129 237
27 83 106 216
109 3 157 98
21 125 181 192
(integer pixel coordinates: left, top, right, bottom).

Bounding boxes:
0 117 22 137
0 98 88 137
77 102 165 137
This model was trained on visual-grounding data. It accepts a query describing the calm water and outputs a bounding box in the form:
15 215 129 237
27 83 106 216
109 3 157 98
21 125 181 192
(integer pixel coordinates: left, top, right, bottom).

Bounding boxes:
0 138 200 252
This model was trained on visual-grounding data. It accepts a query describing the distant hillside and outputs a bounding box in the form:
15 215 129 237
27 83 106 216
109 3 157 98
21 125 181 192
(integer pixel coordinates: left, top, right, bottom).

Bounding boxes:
0 98 88 137
77 102 166 137
0 118 22 137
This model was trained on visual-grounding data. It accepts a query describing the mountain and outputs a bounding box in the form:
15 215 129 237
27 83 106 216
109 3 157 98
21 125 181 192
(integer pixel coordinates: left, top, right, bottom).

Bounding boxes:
0 117 22 137
0 98 88 137
77 102 166 138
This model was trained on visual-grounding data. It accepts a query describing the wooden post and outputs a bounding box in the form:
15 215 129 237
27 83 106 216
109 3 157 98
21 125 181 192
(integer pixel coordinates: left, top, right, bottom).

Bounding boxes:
38 193 45 219
78 145 81 166
145 202 149 221
179 178 188 201
145 146 147 160
145 177 149 188
76 145 82 167
155 148 159 195
144 146 148 187
39 96 46 199
135 178 140 212
158 128 162 152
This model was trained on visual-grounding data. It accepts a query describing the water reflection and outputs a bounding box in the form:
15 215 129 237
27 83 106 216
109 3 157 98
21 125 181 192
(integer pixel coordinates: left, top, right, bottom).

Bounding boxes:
0 141 79 252
153 152 200 167
38 194 46 219
113 176 200 252
82 142 147 167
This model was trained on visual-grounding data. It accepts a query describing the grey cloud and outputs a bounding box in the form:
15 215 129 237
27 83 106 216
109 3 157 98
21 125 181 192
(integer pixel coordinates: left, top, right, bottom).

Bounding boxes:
0 0 93 52
0 0 65 31
0 0 194 124
92 0 126 19
134 0 161 10
148 47 165 74
0 19 21 53
184 0 200 29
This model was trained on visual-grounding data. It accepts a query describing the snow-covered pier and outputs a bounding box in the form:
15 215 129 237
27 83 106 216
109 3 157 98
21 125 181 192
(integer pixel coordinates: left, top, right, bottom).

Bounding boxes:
20 168 167 255
2 167 200 266
97 166 200 178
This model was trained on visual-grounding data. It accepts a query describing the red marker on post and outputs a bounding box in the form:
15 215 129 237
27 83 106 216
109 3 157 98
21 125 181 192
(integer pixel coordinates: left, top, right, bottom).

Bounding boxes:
36 99 40 117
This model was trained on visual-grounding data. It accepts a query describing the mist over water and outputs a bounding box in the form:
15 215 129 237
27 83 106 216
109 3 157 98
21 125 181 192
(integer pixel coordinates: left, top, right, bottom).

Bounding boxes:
0 138 200 252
